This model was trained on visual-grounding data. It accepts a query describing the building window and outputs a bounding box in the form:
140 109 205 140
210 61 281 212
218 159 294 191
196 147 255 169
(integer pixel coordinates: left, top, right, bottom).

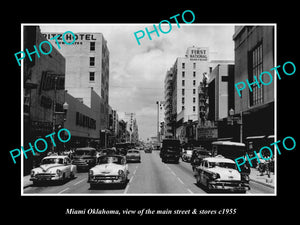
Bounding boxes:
182 106 185 111
182 97 185 104
182 63 185 69
193 89 196 95
182 89 185 96
193 71 196 77
221 76 228 82
193 80 196 86
89 72 95 82
90 57 95 66
90 42 95 51
193 106 196 112
193 97 196 103
182 80 185 86
182 71 185 78
193 63 196 69
249 43 263 106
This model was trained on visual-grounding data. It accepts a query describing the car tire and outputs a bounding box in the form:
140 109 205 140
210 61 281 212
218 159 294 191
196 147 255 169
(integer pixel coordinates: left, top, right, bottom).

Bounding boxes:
61 173 66 184
206 180 212 192
90 184 96 189
196 174 201 185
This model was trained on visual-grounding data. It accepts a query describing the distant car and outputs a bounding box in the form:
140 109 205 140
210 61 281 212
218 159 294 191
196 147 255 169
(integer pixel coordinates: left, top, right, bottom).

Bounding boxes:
126 149 141 162
144 147 152 153
194 156 247 193
30 155 76 185
72 147 97 171
181 150 193 162
88 155 129 189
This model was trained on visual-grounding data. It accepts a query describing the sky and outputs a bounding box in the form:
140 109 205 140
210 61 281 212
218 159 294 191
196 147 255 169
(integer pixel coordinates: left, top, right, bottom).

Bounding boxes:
40 24 235 141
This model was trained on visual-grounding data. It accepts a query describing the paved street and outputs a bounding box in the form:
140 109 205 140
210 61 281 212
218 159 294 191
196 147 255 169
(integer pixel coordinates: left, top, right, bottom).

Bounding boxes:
23 151 274 195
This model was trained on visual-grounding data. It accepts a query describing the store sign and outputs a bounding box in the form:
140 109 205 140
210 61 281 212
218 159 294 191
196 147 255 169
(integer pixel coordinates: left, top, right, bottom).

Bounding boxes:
197 127 218 139
188 48 208 61
43 33 97 41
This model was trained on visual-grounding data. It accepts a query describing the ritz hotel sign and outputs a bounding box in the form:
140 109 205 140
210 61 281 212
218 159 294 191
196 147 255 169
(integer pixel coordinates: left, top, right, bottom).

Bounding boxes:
42 33 97 45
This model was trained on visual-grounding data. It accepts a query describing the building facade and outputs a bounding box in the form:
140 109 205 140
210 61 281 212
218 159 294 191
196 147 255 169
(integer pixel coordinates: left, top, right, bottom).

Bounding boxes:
165 47 210 143
164 69 175 138
23 26 66 174
232 25 275 150
42 32 110 132
64 88 102 148
208 64 235 122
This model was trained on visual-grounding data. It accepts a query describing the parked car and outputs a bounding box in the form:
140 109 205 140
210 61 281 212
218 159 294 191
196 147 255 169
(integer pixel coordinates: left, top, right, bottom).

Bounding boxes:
126 149 141 163
72 147 97 171
30 155 76 185
181 150 193 162
194 156 248 193
88 155 129 189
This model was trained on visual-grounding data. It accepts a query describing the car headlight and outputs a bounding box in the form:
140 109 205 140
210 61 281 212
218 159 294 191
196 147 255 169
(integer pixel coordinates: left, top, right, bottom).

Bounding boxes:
211 173 220 180
89 170 94 176
118 170 124 176
56 169 62 176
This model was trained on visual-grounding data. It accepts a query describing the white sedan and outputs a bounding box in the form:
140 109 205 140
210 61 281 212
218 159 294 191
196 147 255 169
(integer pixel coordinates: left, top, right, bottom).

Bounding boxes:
30 155 76 185
195 156 247 193
88 155 129 189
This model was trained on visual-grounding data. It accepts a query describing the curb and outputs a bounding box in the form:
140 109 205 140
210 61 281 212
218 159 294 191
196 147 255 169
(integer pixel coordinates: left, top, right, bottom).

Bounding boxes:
249 177 275 189
23 176 33 189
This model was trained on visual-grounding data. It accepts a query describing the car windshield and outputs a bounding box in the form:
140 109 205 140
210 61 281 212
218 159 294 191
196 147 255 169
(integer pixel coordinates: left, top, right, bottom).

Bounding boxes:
209 162 236 169
128 150 139 154
74 150 93 156
41 158 63 165
97 156 125 165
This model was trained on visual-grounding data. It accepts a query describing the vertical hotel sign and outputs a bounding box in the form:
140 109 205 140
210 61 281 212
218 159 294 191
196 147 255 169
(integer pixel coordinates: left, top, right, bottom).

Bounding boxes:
188 47 209 61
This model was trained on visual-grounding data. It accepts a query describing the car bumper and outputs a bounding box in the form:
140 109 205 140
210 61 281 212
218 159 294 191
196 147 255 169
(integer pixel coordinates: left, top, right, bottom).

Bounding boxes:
126 157 140 162
73 163 90 170
88 176 126 184
163 155 180 160
30 175 62 181
208 181 248 192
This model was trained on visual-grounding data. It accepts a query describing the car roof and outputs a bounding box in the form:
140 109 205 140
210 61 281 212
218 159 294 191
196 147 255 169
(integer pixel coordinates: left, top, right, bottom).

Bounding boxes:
212 141 246 147
43 155 68 160
99 154 125 158
76 147 96 150
203 157 235 163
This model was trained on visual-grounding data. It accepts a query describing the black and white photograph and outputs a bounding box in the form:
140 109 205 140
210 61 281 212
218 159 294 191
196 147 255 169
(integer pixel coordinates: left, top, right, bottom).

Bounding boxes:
21 24 276 195
3 4 298 221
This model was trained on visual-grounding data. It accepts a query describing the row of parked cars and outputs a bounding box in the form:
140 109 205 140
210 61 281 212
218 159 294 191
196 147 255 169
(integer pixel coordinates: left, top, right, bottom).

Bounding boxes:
30 146 142 189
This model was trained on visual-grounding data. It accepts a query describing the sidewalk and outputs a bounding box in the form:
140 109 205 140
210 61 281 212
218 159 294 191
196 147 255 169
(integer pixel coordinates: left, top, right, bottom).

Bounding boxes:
23 175 32 189
249 168 275 188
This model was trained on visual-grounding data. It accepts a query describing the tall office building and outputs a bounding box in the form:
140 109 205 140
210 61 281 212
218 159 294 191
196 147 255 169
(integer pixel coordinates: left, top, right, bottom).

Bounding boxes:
43 32 110 130
166 47 210 141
